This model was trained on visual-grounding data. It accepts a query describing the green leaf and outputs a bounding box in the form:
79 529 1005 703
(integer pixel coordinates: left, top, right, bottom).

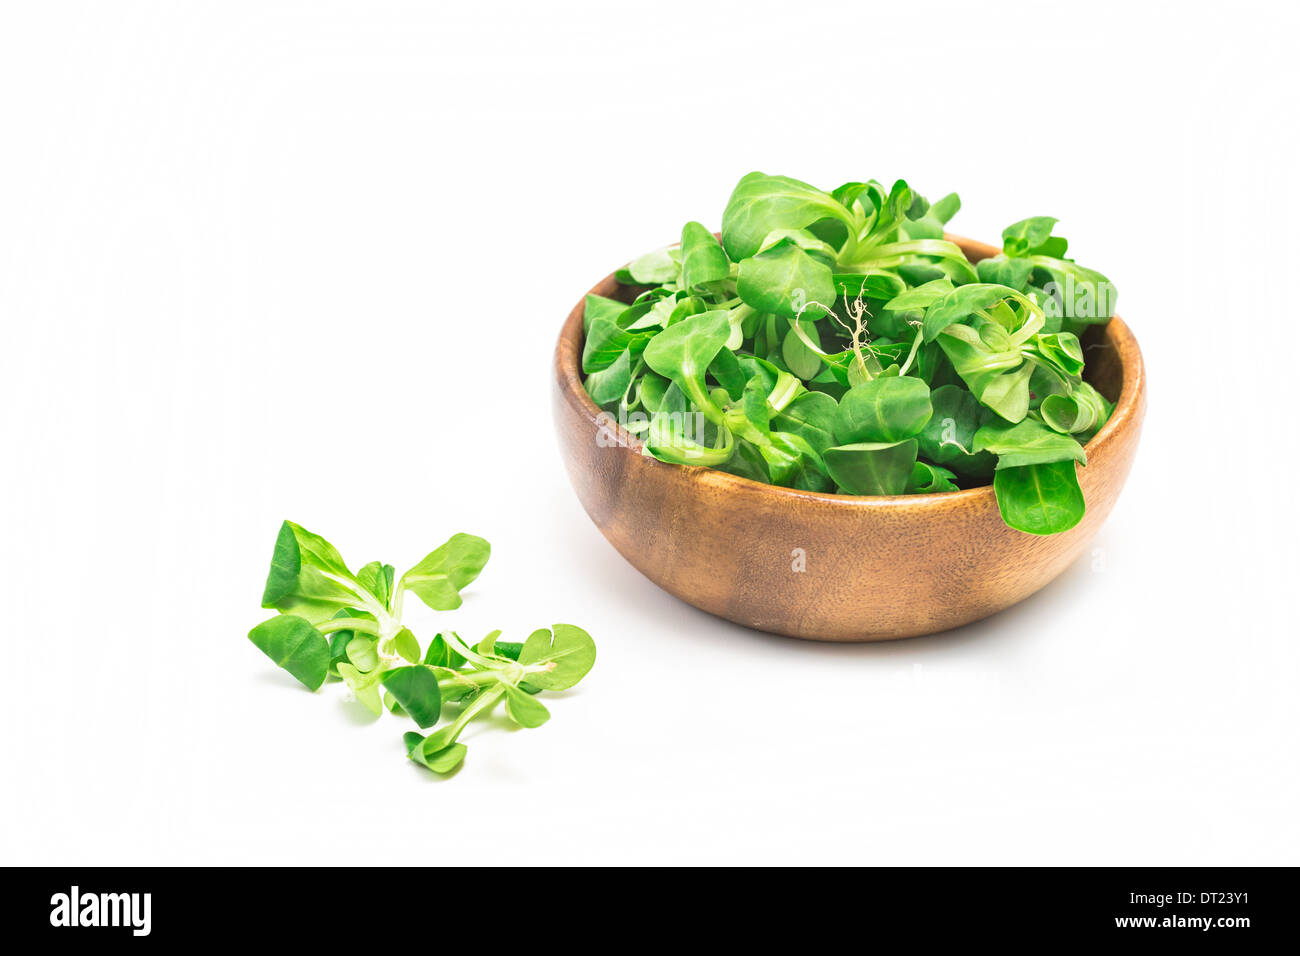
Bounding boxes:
759 431 825 487
337 661 383 715
824 440 918 496
643 413 735 466
493 640 524 661
679 221 730 289
972 419 1087 469
835 272 906 301
900 191 961 240
908 461 959 494
993 461 1086 535
518 624 596 691
709 347 749 401
834 376 933 443
391 626 421 663
1031 332 1085 378
424 744 468 773
260 521 359 623
261 521 302 605
937 323 1034 423
883 278 955 316
404 732 468 774
345 633 379 671
722 375 772 446
781 316 823 380
921 283 1025 342
976 255 1033 292
401 533 491 611
626 245 679 284
1030 259 1116 324
324 607 376 676
583 301 650 374
248 615 329 690
771 390 838 454
642 310 732 418
356 561 394 607
1002 217 1060 257
1040 382 1110 436
736 239 835 319
423 633 466 669
583 347 634 406
721 171 855 261
581 293 625 335
380 665 442 729
917 385 996 479
755 227 838 263
503 684 551 728
474 629 508 657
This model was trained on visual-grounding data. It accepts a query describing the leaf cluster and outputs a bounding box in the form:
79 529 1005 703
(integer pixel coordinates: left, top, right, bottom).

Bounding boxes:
583 173 1118 534
249 521 596 773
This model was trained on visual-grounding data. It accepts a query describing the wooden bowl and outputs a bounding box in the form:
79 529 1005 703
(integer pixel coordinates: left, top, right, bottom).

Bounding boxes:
552 235 1146 641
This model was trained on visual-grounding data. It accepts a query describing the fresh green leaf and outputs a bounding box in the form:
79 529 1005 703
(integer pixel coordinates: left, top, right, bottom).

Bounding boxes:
721 171 855 261
401 533 491 611
581 293 625 335
503 685 551 728
972 419 1088 469
380 665 442 729
921 284 1026 342
782 315 823 380
356 561 395 608
1041 382 1110 436
337 661 383 715
737 239 836 319
423 632 466 669
391 626 421 663
771 390 838 454
404 732 467 774
908 461 960 494
937 322 1034 423
918 385 996 479
248 615 329 691
834 376 933 443
993 461 1086 535
260 520 361 624
518 624 596 690
976 255 1033 291
642 310 732 419
583 347 634 406
627 245 679 284
345 633 379 671
679 221 730 289
1002 217 1060 257
824 440 918 496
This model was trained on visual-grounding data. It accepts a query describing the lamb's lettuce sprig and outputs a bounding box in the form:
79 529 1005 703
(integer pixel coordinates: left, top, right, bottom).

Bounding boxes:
249 521 596 774
583 171 1119 535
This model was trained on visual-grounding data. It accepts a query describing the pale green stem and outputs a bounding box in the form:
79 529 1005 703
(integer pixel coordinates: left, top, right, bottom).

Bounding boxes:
440 686 505 745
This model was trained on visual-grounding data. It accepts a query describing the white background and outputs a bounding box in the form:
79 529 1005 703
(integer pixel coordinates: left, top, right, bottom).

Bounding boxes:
2 0 1296 866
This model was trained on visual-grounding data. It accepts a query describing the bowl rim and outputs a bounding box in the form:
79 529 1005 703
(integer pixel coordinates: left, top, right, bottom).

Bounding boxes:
555 233 1145 512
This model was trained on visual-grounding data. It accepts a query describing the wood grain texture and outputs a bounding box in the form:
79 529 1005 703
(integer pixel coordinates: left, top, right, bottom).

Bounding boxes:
552 235 1147 641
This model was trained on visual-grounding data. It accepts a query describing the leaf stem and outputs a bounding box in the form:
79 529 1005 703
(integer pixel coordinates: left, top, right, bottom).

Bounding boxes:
321 571 400 637
439 686 505 745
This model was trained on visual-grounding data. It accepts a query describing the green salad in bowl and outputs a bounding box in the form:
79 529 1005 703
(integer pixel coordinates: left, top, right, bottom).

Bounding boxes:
581 172 1117 535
